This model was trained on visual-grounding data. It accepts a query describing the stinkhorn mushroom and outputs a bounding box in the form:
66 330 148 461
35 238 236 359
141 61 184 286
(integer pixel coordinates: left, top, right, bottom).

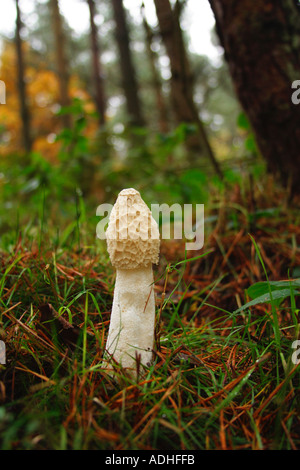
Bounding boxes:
103 188 160 378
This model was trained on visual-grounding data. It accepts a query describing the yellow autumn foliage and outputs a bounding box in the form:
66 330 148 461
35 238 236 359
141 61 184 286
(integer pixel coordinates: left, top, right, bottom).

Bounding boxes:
0 40 97 162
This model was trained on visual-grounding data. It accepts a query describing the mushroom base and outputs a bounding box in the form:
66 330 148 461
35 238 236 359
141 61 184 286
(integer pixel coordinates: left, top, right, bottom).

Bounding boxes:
103 266 156 378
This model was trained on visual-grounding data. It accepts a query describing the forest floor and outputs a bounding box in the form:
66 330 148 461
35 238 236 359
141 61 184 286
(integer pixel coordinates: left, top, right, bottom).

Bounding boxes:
0 178 300 450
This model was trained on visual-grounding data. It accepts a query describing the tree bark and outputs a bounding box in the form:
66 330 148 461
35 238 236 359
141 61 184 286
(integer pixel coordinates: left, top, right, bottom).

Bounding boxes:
208 0 300 195
111 0 145 127
87 0 106 126
154 0 223 177
15 0 32 154
50 0 71 128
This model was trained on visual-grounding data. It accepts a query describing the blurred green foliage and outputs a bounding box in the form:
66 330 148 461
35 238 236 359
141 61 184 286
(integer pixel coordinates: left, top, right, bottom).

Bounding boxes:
0 96 264 251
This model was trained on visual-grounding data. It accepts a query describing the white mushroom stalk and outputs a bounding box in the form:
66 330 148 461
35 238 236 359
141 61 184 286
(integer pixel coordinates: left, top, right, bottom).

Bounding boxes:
103 188 160 378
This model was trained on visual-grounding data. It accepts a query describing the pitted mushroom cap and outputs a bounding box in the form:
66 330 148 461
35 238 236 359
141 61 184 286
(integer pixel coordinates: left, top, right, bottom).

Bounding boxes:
106 188 160 269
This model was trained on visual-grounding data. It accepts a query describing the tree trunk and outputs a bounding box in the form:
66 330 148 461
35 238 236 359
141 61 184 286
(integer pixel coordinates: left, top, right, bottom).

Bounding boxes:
208 0 300 195
50 0 71 128
15 0 32 154
87 0 106 126
154 0 223 177
111 0 145 127
141 3 169 134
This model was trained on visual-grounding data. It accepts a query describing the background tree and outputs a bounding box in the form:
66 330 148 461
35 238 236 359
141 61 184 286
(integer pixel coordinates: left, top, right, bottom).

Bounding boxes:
141 3 169 134
87 0 106 126
154 0 222 177
15 0 31 154
50 0 71 128
111 0 145 127
208 0 300 195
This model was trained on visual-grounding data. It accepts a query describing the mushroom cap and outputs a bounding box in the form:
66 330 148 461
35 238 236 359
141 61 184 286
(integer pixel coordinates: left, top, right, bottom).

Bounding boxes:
106 188 160 269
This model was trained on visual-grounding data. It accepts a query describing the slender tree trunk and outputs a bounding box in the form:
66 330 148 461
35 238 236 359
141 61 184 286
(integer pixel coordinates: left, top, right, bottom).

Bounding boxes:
208 0 300 195
141 3 169 134
50 0 71 128
15 0 32 154
154 0 222 177
111 0 145 127
87 0 106 126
